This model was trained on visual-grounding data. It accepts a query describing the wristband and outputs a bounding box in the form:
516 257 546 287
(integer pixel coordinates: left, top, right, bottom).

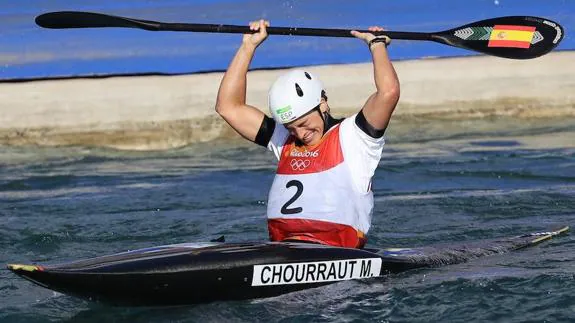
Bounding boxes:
368 36 391 49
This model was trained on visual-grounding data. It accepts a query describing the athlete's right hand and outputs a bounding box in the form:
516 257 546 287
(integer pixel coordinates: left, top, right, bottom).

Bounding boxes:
243 19 269 48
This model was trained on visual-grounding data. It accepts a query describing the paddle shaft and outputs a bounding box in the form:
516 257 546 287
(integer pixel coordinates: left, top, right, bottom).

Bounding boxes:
150 23 433 40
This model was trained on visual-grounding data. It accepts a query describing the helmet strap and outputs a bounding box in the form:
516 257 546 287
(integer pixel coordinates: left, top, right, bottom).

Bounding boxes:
315 106 330 135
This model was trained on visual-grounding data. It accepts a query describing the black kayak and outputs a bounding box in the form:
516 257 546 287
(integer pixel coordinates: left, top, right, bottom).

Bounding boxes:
8 226 569 306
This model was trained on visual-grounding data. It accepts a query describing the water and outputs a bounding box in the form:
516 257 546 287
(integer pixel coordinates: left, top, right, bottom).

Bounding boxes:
2 0 575 80
1 117 574 322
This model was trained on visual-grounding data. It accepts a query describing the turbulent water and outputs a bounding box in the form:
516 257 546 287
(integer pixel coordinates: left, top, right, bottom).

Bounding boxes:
1 116 574 322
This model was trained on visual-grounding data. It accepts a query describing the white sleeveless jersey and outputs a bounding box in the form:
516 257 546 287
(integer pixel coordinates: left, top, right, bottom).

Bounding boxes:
266 114 385 247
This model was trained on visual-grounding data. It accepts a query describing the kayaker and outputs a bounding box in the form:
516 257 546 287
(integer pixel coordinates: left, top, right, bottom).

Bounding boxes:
215 19 400 248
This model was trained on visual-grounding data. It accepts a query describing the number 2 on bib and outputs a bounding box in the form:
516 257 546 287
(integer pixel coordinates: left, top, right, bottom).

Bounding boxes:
281 180 303 214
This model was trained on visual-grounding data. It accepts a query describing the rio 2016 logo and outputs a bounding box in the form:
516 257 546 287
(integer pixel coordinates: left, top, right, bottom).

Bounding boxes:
290 150 319 158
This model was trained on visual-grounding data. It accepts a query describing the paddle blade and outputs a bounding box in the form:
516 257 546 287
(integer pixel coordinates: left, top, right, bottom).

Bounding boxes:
435 16 564 59
35 11 161 31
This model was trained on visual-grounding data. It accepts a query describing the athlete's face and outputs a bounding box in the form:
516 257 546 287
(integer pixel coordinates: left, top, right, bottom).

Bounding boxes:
285 110 324 146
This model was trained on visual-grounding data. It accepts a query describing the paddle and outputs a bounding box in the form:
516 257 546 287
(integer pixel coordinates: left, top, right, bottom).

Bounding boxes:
35 11 564 59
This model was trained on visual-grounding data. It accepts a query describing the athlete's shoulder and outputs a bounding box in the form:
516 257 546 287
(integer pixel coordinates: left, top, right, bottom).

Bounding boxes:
339 112 386 148
338 113 359 134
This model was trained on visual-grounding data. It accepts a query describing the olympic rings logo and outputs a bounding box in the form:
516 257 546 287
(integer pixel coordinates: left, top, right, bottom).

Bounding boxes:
290 159 311 171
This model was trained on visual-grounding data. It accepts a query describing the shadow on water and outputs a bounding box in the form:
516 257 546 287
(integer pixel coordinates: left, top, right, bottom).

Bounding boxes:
469 140 521 147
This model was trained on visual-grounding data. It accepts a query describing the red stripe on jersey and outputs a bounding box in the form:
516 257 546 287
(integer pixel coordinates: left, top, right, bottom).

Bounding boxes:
277 125 344 175
268 218 366 249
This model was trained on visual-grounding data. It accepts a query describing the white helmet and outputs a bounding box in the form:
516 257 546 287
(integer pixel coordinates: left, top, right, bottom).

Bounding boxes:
268 69 324 124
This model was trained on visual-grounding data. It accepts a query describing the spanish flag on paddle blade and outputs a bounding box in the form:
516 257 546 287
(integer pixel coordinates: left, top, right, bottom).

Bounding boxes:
488 25 536 48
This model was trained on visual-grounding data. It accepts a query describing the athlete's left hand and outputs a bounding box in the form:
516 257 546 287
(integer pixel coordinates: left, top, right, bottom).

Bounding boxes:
351 26 385 45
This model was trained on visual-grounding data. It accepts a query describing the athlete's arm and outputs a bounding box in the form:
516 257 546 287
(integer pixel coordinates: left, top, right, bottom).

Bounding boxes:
215 20 270 143
351 27 400 137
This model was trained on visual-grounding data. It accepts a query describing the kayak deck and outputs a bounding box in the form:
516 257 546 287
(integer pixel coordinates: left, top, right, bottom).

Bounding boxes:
8 226 569 306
